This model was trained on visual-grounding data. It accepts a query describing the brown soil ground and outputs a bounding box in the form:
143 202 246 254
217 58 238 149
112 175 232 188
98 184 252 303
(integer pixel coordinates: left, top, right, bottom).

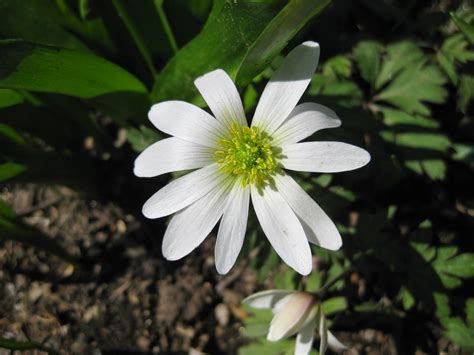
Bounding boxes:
0 184 466 354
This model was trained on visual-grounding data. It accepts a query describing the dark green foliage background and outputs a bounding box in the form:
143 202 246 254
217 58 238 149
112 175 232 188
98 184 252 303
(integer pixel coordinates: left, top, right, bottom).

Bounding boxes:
0 0 473 353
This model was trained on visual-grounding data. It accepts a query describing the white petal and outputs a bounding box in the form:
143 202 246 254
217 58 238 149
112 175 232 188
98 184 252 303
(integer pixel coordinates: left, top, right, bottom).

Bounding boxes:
215 182 250 274
275 174 342 250
194 69 247 130
267 292 315 341
252 42 320 135
242 290 294 310
281 142 371 173
319 312 328 355
148 100 225 148
134 137 214 177
162 181 231 260
295 320 316 355
250 185 312 275
328 330 348 352
142 163 224 219
273 103 341 146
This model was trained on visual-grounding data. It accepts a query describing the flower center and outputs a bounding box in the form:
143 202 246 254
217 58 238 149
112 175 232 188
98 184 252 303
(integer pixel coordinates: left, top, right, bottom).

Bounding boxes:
215 123 280 188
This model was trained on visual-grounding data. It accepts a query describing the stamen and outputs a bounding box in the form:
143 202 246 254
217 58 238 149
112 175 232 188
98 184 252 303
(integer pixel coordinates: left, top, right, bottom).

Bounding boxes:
214 123 280 188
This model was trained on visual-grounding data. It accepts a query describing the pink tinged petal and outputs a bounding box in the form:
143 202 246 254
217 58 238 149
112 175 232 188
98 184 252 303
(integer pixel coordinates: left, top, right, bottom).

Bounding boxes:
133 137 214 178
328 330 348 352
275 174 342 250
215 182 250 274
319 312 328 355
252 42 320 135
142 163 224 219
251 185 313 275
242 290 295 310
161 181 231 261
295 318 316 355
194 69 247 130
267 292 316 341
273 103 341 147
281 142 371 173
148 100 225 148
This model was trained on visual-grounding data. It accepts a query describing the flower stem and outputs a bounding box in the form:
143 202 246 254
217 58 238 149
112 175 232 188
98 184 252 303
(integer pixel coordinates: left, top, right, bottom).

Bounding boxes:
153 0 179 55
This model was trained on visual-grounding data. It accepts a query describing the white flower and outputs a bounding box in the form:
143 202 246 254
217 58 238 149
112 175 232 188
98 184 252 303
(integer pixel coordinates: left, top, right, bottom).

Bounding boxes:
243 290 347 355
134 41 370 275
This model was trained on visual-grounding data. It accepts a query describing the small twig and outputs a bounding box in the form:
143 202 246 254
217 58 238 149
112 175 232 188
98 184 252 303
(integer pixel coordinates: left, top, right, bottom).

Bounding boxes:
17 197 63 217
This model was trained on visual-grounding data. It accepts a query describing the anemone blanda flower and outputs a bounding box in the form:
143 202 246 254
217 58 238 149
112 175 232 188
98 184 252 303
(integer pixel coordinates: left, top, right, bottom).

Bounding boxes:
134 41 370 275
243 290 347 355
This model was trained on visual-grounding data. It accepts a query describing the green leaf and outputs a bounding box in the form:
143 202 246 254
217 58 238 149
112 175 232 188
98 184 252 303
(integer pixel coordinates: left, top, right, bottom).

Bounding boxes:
236 0 332 86
451 13 474 45
241 306 272 338
376 61 448 115
0 337 54 353
457 75 474 112
0 199 15 219
437 34 474 84
127 125 161 152
322 55 352 79
0 123 26 145
0 0 89 52
322 297 347 315
0 162 26 182
353 41 382 87
443 317 474 351
152 1 278 103
0 40 147 98
239 338 296 355
375 41 425 90
380 107 440 129
0 88 23 108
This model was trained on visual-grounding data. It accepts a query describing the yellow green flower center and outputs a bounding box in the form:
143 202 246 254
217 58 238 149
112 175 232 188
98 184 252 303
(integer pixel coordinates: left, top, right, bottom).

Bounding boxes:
215 123 280 188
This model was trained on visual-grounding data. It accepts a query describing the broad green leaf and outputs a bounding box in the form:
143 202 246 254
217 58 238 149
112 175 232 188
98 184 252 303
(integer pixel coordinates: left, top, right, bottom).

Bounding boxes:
452 143 474 165
0 162 26 182
322 297 347 315
236 0 332 86
375 41 425 90
376 61 448 115
0 0 89 52
0 40 147 98
451 13 474 45
434 292 450 320
353 41 382 87
0 89 23 108
241 306 272 338
152 1 278 103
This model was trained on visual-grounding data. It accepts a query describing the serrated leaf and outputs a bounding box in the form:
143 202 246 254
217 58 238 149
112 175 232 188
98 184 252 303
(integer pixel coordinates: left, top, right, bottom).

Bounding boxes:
0 40 147 98
376 61 448 115
451 13 474 45
375 41 425 90
353 41 382 87
438 34 474 84
457 75 474 112
443 317 474 351
322 55 352 79
380 107 440 129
